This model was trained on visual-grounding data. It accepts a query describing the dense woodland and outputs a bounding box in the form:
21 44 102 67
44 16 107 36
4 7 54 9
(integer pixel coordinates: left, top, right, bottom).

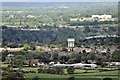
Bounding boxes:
2 25 119 47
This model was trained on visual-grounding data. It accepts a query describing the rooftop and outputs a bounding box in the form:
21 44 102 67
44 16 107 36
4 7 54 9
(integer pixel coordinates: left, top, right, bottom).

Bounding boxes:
67 38 75 41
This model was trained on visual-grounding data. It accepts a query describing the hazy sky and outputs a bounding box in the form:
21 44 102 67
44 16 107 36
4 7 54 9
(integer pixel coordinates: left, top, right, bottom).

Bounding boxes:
2 0 120 2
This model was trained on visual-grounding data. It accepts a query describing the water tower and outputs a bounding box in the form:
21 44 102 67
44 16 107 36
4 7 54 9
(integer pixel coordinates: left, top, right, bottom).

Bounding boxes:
67 38 75 48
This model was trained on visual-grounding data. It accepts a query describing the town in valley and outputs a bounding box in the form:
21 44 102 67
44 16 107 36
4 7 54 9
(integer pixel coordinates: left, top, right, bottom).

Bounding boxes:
1 2 120 80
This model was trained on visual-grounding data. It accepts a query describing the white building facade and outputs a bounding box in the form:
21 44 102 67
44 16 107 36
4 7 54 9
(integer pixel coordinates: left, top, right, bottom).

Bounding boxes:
67 38 75 48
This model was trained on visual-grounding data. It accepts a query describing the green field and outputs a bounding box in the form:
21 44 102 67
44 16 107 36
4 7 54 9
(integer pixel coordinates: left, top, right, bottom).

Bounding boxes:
2 64 119 80
25 70 119 80
1 63 9 67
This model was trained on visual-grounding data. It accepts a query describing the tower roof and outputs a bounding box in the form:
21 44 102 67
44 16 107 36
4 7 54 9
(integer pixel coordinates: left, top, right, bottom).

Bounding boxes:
67 38 75 41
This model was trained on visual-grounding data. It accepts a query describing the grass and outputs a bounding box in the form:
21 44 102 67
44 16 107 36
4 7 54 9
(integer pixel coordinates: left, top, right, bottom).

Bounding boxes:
74 70 119 78
1 63 9 67
25 70 119 79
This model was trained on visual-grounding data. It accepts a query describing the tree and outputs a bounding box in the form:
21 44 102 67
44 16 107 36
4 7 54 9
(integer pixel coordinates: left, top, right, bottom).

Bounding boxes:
27 52 33 67
6 54 14 64
61 47 68 52
112 49 120 62
52 52 59 61
23 43 30 51
87 51 95 60
14 55 25 68
56 67 64 75
2 50 10 61
38 52 51 63
67 58 76 64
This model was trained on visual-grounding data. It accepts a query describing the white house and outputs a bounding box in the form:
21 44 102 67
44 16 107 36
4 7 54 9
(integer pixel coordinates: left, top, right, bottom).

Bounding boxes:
92 15 100 18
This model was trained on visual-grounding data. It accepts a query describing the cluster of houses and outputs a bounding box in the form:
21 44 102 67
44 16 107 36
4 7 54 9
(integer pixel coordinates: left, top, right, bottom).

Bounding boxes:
70 14 114 22
4 38 119 70
10 60 120 71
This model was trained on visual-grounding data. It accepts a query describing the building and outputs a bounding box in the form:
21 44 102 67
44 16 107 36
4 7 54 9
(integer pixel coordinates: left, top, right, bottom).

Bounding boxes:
92 14 112 20
67 38 75 48
70 18 78 21
52 63 97 70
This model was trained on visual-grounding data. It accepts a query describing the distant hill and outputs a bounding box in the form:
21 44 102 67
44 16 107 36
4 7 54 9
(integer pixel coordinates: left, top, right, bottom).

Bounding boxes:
2 2 117 8
2 27 119 47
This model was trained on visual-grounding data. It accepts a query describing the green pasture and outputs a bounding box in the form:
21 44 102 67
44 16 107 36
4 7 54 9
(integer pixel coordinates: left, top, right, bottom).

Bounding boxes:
25 70 119 80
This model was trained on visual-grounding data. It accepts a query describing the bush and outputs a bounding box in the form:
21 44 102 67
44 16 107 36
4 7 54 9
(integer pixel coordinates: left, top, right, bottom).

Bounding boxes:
46 68 55 74
32 76 39 80
68 76 75 80
4 72 25 80
67 66 75 74
38 68 43 73
103 78 112 80
29 70 36 73
38 67 64 74
2 71 8 76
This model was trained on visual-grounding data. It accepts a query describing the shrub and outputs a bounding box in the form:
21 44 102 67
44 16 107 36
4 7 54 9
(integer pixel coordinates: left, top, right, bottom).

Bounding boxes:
32 76 39 80
67 66 75 74
54 67 64 75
